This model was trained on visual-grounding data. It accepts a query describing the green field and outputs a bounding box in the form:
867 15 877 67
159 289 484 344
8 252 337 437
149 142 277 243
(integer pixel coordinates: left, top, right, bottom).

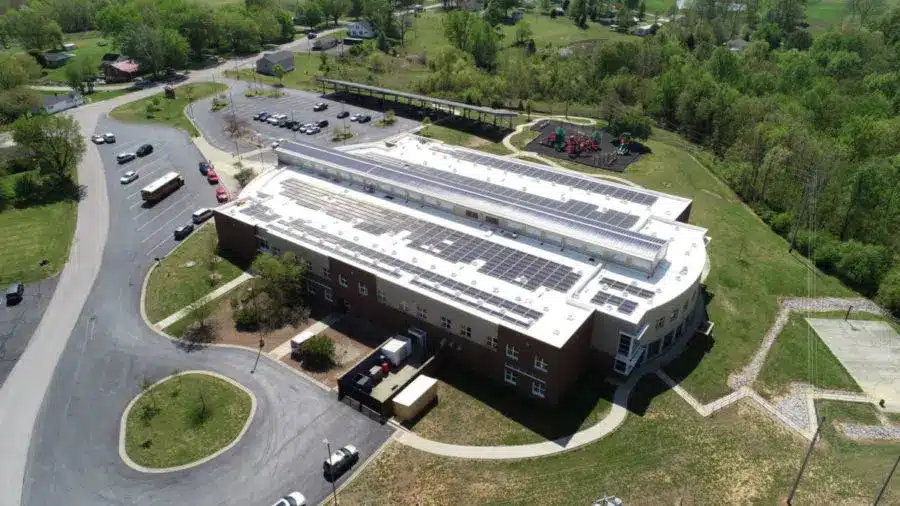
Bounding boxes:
756 312 861 398
338 376 900 505
0 197 76 285
124 373 252 468
110 82 227 136
144 224 245 323
38 33 112 85
417 123 513 155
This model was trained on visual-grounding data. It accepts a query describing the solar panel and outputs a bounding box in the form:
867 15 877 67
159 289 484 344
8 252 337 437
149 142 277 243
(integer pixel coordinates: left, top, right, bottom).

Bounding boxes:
591 290 639 315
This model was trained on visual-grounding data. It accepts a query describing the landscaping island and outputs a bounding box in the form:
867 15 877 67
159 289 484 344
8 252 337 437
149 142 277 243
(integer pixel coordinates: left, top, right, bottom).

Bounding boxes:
122 372 253 470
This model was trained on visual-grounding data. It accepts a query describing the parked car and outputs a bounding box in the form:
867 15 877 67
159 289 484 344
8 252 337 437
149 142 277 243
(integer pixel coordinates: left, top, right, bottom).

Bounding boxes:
116 152 136 164
216 186 228 202
199 160 213 175
173 223 194 240
271 492 306 506
349 113 360 122
298 124 308 133
307 31 317 39
306 126 320 135
136 144 153 157
316 119 329 128
120 171 138 184
282 120 296 129
313 102 328 111
358 115 372 123
91 134 106 144
206 169 219 183
276 117 289 127
336 111 349 119
192 208 214 224
5 281 24 305
291 123 302 131
103 133 116 143
323 444 359 478
267 114 285 125
256 112 270 121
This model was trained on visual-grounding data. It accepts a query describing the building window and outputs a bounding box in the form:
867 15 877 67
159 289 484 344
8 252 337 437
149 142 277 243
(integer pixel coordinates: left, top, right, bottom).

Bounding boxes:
663 331 675 348
532 380 546 398
534 356 547 372
416 305 428 320
399 301 409 313
343 300 352 312
377 289 386 304
324 288 333 302
358 282 368 296
459 325 471 338
504 368 518 385
614 359 627 374
485 215 499 226
338 274 348 288
486 335 498 351
258 238 269 250
322 266 330 279
656 317 665 329
306 282 315 296
617 334 631 356
465 209 479 219
505 344 519 360
647 340 661 358
671 309 679 322
440 315 452 329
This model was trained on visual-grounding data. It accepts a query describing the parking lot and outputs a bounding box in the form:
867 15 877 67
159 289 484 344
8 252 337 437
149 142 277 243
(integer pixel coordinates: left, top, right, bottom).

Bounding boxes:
0 277 58 386
94 118 223 261
191 83 419 155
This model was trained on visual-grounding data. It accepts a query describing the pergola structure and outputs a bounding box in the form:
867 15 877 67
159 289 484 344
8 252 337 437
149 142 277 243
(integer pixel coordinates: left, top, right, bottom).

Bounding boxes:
316 77 518 128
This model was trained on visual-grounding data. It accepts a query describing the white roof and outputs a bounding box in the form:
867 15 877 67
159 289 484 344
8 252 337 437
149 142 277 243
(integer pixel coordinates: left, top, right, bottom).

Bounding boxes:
393 375 437 408
382 336 409 353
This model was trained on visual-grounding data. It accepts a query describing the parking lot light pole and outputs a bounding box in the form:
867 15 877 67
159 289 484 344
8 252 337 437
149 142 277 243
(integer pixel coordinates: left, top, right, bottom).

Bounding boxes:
324 438 338 505
251 338 265 374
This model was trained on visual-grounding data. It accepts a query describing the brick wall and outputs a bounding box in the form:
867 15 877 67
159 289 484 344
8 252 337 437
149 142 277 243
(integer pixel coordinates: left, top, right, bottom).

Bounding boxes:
213 211 257 264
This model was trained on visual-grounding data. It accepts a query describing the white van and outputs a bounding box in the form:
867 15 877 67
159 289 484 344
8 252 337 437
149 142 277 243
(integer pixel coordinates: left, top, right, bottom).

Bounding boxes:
192 208 214 224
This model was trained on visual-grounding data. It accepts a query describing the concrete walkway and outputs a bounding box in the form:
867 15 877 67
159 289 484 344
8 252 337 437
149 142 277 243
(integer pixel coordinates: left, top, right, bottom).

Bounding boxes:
269 313 343 360
153 272 253 328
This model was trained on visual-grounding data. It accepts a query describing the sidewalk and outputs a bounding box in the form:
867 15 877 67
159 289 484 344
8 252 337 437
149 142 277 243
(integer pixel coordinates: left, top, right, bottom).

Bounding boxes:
191 129 275 199
154 272 252 328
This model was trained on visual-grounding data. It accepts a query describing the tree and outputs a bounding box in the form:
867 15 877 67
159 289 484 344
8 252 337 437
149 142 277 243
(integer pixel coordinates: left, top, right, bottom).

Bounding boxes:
5 6 63 51
483 0 504 26
272 64 285 86
216 5 262 54
12 115 86 180
877 266 900 314
0 87 42 125
224 114 250 138
248 252 311 328
316 0 350 27
64 54 97 94
299 1 324 28
616 7 635 28
539 0 551 11
443 10 473 51
468 16 500 70
514 20 533 45
568 0 588 26
183 297 218 344
847 0 885 24
0 53 42 90
119 24 189 76
607 106 653 139
234 167 256 187
638 0 646 20
180 3 220 61
769 0 804 33
836 240 891 292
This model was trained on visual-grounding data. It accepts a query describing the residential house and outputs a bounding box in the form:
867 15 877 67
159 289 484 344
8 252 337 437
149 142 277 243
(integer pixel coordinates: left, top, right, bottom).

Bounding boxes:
38 52 73 69
40 92 84 114
103 60 140 83
256 51 295 76
725 39 750 52
348 20 377 39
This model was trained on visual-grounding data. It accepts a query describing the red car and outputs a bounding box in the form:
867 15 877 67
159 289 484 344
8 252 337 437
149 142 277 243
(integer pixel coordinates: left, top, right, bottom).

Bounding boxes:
216 186 229 202
206 169 219 184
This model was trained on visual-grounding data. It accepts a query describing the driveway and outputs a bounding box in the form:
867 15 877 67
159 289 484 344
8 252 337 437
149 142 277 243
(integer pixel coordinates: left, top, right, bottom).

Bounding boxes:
0 278 58 386
191 81 418 155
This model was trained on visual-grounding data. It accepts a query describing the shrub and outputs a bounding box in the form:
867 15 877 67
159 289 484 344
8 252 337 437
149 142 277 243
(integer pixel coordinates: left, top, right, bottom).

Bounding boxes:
13 172 42 204
769 211 793 236
234 167 255 188
876 267 900 315
300 333 336 369
812 235 843 272
835 240 892 293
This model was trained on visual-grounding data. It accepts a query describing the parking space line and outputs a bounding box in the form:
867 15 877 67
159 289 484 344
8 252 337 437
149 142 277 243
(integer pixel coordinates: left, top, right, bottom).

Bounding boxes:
140 212 185 243
134 193 191 226
145 236 173 257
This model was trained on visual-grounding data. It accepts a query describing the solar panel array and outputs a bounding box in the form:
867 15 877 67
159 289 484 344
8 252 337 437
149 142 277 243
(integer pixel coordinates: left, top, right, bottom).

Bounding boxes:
279 141 667 258
239 203 280 223
590 290 639 315
278 177 582 294
431 145 659 206
601 277 656 299
271 219 543 327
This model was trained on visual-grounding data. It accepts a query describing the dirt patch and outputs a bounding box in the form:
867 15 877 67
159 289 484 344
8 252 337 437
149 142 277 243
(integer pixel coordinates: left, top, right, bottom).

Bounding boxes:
205 297 301 352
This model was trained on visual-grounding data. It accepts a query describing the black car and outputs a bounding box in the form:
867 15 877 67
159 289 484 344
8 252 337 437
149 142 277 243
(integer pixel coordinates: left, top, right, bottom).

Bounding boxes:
6 281 24 305
173 223 194 240
257 112 270 121
313 102 328 111
336 111 349 119
136 144 153 157
291 123 302 131
317 119 329 128
307 31 317 39
358 115 372 123
282 120 296 129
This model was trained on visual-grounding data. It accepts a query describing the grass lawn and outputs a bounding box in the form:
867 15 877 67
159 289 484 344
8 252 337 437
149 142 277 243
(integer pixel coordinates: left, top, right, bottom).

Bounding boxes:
83 89 134 103
0 199 76 285
338 376 900 505
418 124 512 155
124 373 252 468
408 366 613 445
816 400 882 426
144 225 245 323
110 82 227 136
805 0 850 31
755 312 861 399
37 33 111 85
508 127 540 150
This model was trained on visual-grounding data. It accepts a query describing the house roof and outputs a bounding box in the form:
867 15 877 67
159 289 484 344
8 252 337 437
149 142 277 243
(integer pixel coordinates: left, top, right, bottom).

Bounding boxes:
725 39 750 50
42 93 80 108
110 60 139 73
259 51 293 64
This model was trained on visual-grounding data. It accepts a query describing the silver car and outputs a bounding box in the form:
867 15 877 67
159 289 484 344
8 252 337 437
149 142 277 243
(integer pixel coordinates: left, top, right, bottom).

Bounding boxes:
120 171 138 184
323 444 358 477
271 492 306 506
91 134 105 144
103 132 116 143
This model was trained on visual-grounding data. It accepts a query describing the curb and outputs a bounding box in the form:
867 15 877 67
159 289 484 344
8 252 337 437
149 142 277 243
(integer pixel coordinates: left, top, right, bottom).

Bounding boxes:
317 433 397 506
117 370 258 473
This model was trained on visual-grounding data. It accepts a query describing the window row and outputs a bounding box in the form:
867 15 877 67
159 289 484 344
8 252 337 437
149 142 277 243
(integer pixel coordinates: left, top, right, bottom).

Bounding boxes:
503 369 546 398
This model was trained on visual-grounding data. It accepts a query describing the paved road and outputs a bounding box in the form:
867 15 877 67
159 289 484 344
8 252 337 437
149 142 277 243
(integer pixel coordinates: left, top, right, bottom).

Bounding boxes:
0 278 58 386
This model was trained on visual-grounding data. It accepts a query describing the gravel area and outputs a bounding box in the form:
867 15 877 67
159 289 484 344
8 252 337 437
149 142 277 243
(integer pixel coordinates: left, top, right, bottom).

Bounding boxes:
839 424 900 440
773 383 813 432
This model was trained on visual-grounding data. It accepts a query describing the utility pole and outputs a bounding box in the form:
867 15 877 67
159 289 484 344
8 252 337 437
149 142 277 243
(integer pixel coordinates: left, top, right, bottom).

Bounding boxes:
874 454 900 505
787 417 825 506
324 438 338 505
844 305 853 321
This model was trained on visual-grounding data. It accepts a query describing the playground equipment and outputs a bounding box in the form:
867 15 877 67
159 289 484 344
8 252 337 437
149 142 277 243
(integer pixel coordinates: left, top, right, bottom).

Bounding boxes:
614 132 633 155
540 127 568 152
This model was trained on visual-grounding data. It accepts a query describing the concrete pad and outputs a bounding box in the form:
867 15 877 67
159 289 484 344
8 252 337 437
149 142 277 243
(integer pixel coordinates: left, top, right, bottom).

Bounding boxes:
806 318 900 411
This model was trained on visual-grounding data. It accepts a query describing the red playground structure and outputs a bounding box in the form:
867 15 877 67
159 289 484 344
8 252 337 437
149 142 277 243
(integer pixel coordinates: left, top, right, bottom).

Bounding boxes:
540 127 603 158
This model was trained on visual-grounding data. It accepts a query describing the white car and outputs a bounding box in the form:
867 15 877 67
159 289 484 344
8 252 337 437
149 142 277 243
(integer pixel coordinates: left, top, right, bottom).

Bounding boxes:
271 492 306 506
120 171 138 184
349 113 360 122
103 132 116 143
306 126 320 135
266 114 286 125
271 138 284 149
91 134 105 144
323 444 359 477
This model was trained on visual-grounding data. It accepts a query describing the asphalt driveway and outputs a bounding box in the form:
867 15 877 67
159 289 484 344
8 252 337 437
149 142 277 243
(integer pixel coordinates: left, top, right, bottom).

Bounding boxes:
0 278 58 386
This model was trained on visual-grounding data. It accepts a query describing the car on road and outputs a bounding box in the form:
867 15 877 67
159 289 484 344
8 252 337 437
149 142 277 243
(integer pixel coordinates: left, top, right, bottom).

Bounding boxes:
358 115 372 123
316 119 329 128
6 281 24 305
271 492 306 506
206 169 219 183
323 444 359 478
103 133 116 143
116 152 136 164
216 186 229 202
173 223 194 240
349 113 360 122
120 171 138 184
136 144 153 157
253 112 268 121
192 208 214 224
337 111 349 119
91 134 106 144
313 102 328 111
199 160 213 175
